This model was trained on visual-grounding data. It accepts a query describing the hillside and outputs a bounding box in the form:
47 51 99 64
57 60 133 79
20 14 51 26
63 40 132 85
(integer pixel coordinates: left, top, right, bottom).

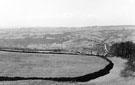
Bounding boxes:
0 25 134 55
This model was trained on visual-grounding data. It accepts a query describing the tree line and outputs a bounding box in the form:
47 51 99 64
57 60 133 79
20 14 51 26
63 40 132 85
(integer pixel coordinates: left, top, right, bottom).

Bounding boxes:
109 41 135 59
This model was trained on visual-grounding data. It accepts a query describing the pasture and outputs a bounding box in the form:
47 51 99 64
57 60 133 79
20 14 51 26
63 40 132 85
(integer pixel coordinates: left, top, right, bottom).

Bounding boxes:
0 51 108 78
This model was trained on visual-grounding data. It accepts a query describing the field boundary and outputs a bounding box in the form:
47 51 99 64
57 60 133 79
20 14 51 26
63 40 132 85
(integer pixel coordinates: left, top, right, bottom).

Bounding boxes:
0 48 113 82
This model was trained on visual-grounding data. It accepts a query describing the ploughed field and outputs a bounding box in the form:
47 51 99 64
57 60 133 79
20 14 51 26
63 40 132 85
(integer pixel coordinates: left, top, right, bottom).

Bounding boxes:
0 51 108 78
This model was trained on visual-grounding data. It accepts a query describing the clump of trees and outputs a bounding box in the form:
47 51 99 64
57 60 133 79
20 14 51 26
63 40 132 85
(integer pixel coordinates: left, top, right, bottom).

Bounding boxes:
109 41 135 77
109 41 135 59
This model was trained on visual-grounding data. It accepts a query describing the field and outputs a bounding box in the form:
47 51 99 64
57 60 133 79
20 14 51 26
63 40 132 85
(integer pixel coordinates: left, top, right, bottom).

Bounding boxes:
0 51 108 78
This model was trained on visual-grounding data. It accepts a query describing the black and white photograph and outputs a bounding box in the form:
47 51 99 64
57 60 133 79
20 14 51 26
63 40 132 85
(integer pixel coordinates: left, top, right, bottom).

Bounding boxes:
0 0 135 85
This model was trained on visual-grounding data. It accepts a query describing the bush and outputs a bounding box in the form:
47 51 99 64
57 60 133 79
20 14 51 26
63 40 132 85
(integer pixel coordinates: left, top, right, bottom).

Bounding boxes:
121 58 135 77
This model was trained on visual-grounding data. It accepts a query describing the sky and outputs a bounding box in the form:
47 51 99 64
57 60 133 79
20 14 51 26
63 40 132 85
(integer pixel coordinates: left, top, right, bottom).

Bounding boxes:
0 0 135 28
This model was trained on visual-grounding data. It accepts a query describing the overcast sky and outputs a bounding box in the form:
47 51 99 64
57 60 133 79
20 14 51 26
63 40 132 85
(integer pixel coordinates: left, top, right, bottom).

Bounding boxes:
0 0 135 28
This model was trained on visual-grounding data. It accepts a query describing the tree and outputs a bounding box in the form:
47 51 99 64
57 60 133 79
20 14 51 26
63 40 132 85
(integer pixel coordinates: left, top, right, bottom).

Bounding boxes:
110 41 135 59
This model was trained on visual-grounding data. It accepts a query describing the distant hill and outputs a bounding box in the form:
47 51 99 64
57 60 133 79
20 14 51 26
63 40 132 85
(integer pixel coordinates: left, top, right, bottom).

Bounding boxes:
0 25 135 55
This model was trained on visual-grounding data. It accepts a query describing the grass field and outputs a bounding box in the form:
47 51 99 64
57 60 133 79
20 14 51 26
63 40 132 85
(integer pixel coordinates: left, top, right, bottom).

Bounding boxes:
0 51 108 78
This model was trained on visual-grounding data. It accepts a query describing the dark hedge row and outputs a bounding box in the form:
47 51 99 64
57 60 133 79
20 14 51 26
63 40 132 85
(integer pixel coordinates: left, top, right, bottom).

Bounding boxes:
0 55 113 82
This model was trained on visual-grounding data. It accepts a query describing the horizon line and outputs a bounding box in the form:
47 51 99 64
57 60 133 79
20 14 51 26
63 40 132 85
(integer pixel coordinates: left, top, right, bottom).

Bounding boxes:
0 25 135 30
